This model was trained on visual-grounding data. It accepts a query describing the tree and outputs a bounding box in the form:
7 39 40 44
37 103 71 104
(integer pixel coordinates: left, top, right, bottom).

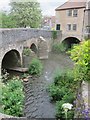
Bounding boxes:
0 11 17 28
9 0 42 28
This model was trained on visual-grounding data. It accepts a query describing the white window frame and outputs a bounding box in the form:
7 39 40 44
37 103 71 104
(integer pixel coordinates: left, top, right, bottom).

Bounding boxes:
73 9 78 17
67 24 72 31
73 24 77 31
67 9 72 16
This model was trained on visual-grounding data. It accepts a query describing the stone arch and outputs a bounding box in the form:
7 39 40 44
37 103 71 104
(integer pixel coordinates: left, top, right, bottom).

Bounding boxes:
1 49 21 74
30 43 38 53
62 37 80 50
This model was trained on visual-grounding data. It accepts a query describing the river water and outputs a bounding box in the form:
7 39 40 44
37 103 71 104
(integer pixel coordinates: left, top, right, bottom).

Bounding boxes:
23 52 73 118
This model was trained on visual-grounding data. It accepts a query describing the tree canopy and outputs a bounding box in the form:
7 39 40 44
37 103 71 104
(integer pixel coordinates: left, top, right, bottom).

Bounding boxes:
0 0 42 28
9 0 42 28
0 11 17 28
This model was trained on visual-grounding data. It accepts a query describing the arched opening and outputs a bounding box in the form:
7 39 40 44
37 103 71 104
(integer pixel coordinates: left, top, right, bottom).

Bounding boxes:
1 50 21 74
62 37 80 50
30 43 37 53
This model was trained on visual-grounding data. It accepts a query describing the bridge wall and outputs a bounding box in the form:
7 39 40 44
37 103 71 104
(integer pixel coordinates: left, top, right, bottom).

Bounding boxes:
0 28 62 75
0 28 62 46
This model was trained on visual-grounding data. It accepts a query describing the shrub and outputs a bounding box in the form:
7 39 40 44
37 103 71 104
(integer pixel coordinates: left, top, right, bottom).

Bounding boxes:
28 58 43 75
56 100 65 118
2 76 24 117
69 40 90 82
47 69 76 118
53 70 75 88
48 84 69 101
52 43 67 53
62 93 76 104
23 47 31 56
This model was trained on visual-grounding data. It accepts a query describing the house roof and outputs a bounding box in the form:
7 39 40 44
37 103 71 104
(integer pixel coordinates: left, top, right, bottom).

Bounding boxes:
55 0 87 11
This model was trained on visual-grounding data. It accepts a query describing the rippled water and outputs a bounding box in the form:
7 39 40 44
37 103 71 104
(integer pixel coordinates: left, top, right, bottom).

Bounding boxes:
23 52 73 118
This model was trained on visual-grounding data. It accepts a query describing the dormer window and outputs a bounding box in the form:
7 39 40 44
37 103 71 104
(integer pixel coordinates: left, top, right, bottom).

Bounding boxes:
73 9 78 17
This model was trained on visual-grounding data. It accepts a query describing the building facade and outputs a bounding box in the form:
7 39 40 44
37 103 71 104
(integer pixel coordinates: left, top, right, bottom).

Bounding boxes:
55 0 89 41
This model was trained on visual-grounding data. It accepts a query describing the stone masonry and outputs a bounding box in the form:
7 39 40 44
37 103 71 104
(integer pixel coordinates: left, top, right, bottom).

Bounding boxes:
0 28 62 75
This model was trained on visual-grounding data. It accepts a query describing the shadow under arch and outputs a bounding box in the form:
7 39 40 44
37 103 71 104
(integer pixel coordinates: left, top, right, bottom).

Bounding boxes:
30 43 37 53
62 37 80 50
1 49 21 73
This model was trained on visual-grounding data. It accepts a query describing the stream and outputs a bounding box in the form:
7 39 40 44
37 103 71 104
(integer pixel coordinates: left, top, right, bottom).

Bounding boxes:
23 52 73 118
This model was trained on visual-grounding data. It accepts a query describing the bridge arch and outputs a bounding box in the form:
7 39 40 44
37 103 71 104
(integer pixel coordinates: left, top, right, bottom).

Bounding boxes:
30 43 38 53
1 49 21 74
62 37 80 50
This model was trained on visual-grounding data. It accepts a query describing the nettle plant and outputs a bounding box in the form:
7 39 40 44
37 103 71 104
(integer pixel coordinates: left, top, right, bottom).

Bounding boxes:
69 40 90 82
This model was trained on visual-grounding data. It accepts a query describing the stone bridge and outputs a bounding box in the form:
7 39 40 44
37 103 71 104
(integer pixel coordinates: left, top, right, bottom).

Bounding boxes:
0 28 61 75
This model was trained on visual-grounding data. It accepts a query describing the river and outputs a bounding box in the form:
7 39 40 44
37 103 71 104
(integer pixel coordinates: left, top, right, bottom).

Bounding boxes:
23 52 73 118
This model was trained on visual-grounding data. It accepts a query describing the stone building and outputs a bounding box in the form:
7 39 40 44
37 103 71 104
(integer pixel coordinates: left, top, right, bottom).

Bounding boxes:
55 0 90 40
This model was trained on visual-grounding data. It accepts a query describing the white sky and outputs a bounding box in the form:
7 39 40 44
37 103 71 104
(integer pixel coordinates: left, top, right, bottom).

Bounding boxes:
0 0 67 16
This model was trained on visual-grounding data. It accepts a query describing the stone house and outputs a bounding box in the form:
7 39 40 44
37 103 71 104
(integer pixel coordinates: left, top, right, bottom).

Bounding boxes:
55 0 90 40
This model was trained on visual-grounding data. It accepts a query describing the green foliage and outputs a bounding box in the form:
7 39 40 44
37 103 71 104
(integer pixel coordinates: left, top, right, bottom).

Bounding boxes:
52 43 67 53
48 84 69 101
53 70 75 89
52 30 57 39
9 0 42 28
69 40 90 81
28 58 43 75
0 11 17 28
62 93 75 103
48 69 76 118
23 47 31 56
56 100 74 119
2 77 24 117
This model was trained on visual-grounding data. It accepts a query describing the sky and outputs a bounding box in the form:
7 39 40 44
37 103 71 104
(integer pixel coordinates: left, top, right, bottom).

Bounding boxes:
0 0 67 16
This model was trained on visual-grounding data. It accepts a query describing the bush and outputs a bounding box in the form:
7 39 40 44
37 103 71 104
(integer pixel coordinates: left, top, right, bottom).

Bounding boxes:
56 100 65 118
23 47 31 56
69 40 90 82
2 76 24 117
28 58 43 75
52 43 67 53
48 84 69 101
47 69 76 118
53 70 75 88
62 93 76 104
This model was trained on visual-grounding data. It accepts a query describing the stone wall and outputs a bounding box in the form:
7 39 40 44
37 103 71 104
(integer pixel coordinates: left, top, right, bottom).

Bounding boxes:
0 28 62 47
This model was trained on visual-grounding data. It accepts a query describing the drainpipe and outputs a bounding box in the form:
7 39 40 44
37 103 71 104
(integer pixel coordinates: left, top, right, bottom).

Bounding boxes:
81 2 87 40
82 0 90 40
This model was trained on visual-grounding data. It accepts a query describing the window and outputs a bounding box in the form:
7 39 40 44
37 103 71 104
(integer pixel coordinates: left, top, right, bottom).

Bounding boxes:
67 10 72 16
73 24 77 31
56 24 60 30
86 26 90 33
73 9 78 17
67 24 71 31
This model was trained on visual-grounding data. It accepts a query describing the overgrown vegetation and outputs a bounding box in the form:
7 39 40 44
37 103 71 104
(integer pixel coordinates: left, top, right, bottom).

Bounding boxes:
48 70 77 119
48 40 90 118
52 30 57 39
69 40 90 82
2 76 24 117
52 43 67 53
23 47 31 56
28 58 43 75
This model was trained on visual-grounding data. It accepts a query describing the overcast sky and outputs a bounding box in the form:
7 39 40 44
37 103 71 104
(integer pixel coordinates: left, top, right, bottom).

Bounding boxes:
0 0 67 16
